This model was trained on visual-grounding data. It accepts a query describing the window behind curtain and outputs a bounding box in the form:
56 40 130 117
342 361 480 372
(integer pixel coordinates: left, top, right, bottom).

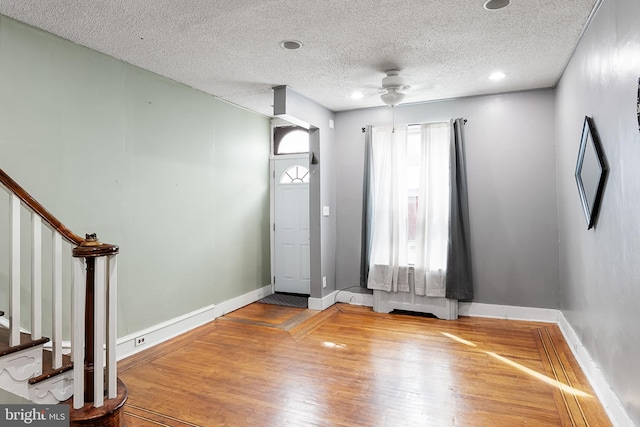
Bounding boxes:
407 126 421 265
406 125 450 267
367 122 451 295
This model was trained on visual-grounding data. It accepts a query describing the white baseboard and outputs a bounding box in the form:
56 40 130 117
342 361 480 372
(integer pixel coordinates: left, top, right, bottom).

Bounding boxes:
116 284 273 361
460 302 631 426
557 313 634 427
308 290 340 311
459 301 560 323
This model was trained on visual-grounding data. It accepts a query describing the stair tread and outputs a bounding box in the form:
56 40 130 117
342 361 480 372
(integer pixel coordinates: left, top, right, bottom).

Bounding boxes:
29 350 73 384
0 327 50 357
0 326 73 385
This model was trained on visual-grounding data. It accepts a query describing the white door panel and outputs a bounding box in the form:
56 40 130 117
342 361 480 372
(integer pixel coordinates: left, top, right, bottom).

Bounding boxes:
274 157 310 294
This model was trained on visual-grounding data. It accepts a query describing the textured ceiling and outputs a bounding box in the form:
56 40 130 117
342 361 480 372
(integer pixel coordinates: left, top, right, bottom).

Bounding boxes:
0 0 598 117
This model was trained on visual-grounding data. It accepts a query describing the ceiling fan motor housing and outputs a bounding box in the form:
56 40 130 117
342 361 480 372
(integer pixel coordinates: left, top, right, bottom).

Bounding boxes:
382 70 406 90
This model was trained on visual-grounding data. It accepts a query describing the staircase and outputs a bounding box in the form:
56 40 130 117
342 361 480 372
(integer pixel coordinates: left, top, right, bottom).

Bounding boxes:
0 168 126 426
0 325 73 404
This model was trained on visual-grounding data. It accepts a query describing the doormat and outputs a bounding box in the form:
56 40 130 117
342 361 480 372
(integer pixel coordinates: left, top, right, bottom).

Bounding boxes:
258 293 308 308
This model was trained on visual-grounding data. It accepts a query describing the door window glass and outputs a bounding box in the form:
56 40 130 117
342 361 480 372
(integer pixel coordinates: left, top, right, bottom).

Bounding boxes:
280 165 310 184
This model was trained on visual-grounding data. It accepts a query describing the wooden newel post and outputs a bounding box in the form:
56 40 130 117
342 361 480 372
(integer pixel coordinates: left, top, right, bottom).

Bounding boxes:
72 233 119 404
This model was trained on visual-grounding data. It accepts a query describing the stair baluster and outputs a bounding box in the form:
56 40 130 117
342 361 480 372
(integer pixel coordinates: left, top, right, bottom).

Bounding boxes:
9 194 21 347
53 231 63 369
31 214 42 341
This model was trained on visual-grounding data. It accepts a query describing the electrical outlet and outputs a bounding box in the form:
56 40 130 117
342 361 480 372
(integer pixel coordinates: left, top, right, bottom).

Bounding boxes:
135 336 146 347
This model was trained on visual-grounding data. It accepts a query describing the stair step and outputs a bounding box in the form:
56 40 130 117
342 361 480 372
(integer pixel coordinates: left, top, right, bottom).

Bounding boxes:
0 327 50 358
29 350 73 385
0 327 73 399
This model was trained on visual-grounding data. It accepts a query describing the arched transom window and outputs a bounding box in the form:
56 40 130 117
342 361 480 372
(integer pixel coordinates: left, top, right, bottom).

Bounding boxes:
274 127 309 155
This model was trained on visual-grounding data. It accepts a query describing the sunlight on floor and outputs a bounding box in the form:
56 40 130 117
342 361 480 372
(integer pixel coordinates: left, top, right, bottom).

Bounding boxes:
441 332 477 347
322 341 347 349
441 332 592 399
486 351 591 398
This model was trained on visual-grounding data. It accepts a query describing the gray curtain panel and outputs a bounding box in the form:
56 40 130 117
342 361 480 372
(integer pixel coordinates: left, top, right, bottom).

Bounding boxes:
446 118 474 300
360 126 374 287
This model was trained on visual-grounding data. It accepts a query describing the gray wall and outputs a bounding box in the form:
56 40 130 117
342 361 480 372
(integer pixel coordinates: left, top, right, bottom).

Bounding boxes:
0 16 271 337
556 0 640 422
335 90 560 308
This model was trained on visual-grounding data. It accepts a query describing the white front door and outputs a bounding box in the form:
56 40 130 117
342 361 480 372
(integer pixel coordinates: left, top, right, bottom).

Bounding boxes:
274 157 310 294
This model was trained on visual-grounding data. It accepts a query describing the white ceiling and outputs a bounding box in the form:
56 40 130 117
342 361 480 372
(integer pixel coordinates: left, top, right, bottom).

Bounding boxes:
0 0 598 117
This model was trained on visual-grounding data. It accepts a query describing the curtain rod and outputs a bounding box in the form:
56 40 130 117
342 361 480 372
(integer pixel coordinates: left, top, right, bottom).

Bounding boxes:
361 118 467 133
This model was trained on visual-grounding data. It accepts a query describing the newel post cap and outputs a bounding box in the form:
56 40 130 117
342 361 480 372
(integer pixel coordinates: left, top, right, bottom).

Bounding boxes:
72 233 119 258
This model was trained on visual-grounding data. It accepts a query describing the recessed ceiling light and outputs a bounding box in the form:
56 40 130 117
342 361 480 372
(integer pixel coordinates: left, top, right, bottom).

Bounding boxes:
350 91 364 100
483 0 511 11
280 40 303 50
489 71 506 81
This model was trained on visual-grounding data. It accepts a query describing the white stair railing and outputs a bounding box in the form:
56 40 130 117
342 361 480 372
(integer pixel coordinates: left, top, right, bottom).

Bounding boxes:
1 168 121 411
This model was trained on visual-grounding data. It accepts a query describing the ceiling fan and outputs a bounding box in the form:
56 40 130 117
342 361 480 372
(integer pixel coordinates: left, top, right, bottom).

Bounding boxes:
380 70 410 107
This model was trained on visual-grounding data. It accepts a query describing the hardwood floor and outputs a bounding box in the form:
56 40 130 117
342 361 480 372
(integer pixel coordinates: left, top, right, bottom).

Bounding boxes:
118 303 611 426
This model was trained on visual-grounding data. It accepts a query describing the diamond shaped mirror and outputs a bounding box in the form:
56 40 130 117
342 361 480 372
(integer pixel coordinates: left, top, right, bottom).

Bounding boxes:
575 116 608 230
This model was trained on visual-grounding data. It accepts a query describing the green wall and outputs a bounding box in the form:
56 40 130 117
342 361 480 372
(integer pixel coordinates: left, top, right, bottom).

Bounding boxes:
0 16 271 337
